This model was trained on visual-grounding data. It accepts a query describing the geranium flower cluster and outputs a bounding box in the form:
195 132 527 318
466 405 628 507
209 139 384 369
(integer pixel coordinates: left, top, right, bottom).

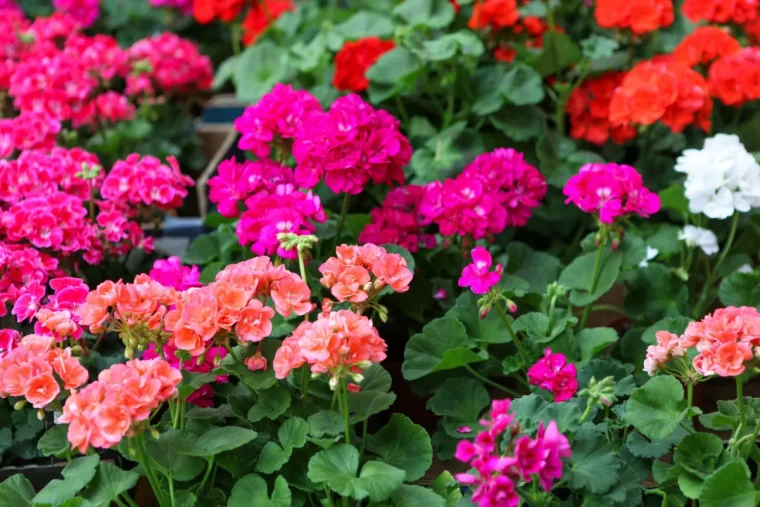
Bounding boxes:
680 225 719 255
13 277 89 344
52 0 101 28
0 329 20 356
682 0 757 25
459 246 503 296
0 242 60 319
0 112 61 157
708 48 760 107
567 72 637 145
674 134 760 219
273 309 387 385
319 244 413 305
455 399 571 507
672 26 741 68
125 32 213 96
646 306 760 377
358 185 434 253
193 0 246 23
563 163 661 224
420 148 547 239
101 154 193 211
0 334 88 409
293 94 412 195
234 83 322 159
609 59 712 134
333 38 395 92
241 0 294 46
467 0 520 30
527 349 578 402
594 0 674 34
59 358 181 453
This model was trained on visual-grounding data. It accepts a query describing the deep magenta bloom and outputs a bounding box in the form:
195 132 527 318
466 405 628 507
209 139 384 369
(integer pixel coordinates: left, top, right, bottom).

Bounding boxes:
235 83 322 158
293 94 411 195
359 185 435 253
149 256 201 291
458 247 503 295
53 0 100 28
563 163 660 223
535 421 572 491
527 349 578 402
208 157 293 218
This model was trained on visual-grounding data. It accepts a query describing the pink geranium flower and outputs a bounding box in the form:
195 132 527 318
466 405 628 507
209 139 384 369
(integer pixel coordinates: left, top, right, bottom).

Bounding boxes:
458 247 503 295
527 349 578 402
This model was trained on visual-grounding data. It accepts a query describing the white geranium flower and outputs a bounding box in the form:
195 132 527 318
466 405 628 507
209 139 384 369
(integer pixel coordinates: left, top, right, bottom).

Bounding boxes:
639 246 659 267
675 134 760 219
738 264 754 274
679 225 719 255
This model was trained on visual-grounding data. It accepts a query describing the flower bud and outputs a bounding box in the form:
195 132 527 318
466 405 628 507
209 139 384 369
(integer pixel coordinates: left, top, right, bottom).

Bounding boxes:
37 409 45 421
13 400 26 411
350 372 364 384
124 347 135 360
506 299 517 313
329 376 339 391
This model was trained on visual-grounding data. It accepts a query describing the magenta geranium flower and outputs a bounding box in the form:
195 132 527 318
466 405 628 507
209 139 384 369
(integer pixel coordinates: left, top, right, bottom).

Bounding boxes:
458 246 503 295
527 349 578 402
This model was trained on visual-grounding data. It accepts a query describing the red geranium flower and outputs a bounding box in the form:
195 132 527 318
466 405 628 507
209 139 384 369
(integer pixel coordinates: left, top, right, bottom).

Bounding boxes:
333 38 395 92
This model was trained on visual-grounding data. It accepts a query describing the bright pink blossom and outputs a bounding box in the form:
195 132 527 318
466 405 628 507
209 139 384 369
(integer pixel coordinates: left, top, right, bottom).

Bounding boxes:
359 185 436 253
235 83 322 158
459 247 503 295
208 157 294 218
563 163 660 223
293 94 411 194
149 256 201 291
53 0 100 28
527 349 578 402
101 154 193 210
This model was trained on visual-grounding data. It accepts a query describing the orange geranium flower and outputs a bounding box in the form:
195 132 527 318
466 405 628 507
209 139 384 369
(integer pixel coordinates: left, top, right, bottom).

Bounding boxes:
595 0 674 34
673 26 741 67
468 0 520 30
609 59 712 133
193 0 247 24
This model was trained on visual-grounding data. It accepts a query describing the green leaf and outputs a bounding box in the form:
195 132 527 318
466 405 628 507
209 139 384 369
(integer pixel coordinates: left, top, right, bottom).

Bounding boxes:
505 242 562 294
626 428 687 459
489 105 545 141
366 414 433 482
212 55 239 90
389 485 447 507
145 430 206 481
0 475 34 506
699 462 756 507
625 376 687 440
307 444 406 502
431 471 462 506
248 386 292 422
580 35 620 60
33 455 100 505
178 371 218 401
531 32 582 77
673 433 724 479
229 474 291 507
348 364 397 422
446 292 512 344
502 64 545 106
234 41 293 104
559 248 623 306
37 425 69 457
719 271 760 309
308 410 344 438
81 463 139 506
256 442 290 474
394 0 455 28
568 427 620 494
579 328 619 361
510 394 584 434
659 185 689 215
183 234 218 265
279 417 309 451
336 11 394 38
421 31 484 61
427 378 490 437
172 427 257 457
367 48 421 102
402 317 484 380
174 491 196 507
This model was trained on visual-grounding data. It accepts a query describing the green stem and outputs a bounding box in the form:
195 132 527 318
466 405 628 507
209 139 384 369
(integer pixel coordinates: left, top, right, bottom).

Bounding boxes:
332 194 351 253
579 238 607 330
231 24 241 56
442 81 456 129
737 377 747 438
297 248 310 322
134 434 168 507
168 474 176 507
196 457 215 495
394 95 410 125
463 364 521 397
686 382 694 415
301 365 311 398
359 418 369 460
495 303 530 368
340 379 351 444
579 402 594 424
121 493 139 507
742 421 760 459
694 212 740 317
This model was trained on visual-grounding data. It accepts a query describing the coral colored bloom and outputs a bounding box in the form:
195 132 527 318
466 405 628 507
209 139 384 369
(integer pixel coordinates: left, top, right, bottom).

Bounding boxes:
567 73 637 145
673 26 741 67
468 0 519 30
242 0 295 46
237 300 275 343
682 0 757 24
25 373 61 408
245 351 268 371
595 0 674 34
333 38 395 92
527 349 578 402
563 163 660 223
459 247 503 295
